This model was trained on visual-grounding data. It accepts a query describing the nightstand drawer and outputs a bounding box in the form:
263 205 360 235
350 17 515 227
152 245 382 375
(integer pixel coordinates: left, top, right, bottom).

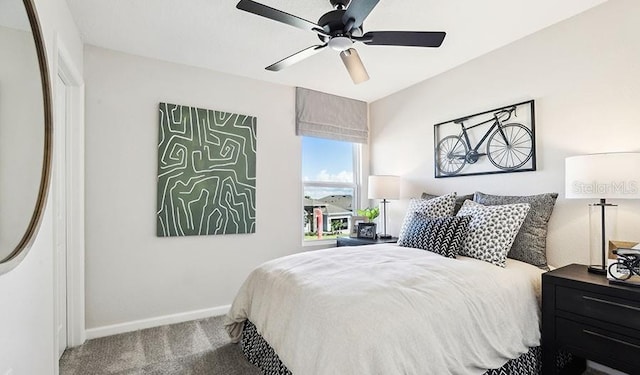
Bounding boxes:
556 286 640 331
556 317 640 370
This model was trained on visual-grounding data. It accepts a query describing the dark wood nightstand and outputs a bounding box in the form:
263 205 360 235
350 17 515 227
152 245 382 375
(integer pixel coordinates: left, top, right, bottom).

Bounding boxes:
336 236 398 247
542 264 640 375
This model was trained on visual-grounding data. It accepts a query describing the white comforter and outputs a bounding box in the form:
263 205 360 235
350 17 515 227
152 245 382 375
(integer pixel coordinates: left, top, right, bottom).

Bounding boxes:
226 244 543 375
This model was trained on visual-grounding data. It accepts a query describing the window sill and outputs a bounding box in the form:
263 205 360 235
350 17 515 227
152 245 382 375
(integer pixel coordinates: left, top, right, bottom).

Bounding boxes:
302 239 337 250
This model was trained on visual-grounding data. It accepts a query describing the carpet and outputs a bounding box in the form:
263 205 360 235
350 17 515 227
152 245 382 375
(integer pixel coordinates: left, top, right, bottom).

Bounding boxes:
61 314 610 374
60 315 260 375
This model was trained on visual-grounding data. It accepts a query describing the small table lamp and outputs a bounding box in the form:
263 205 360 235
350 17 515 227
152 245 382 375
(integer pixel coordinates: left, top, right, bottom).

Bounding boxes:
565 152 640 274
368 175 400 239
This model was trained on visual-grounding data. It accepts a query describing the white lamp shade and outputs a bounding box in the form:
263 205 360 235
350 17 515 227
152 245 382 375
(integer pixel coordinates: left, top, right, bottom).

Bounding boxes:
565 152 640 200
368 175 400 200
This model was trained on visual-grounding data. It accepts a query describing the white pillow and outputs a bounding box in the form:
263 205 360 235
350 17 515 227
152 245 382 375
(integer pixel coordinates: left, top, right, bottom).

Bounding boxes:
398 193 457 241
456 200 530 267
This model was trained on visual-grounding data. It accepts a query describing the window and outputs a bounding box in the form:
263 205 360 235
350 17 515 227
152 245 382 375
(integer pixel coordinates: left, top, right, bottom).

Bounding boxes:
302 136 360 242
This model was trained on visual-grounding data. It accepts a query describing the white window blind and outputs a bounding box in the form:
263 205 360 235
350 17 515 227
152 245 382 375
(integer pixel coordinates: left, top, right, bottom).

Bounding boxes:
295 87 368 144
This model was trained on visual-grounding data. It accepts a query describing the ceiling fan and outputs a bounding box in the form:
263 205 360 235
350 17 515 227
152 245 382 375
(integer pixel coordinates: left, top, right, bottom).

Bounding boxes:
236 0 446 84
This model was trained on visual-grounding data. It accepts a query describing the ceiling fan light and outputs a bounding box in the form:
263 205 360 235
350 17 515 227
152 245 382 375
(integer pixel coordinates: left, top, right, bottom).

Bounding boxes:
340 48 369 84
329 36 353 51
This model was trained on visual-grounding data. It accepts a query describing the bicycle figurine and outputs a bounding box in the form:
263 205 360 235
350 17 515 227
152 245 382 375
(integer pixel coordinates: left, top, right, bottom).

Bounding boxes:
436 105 534 176
608 249 640 281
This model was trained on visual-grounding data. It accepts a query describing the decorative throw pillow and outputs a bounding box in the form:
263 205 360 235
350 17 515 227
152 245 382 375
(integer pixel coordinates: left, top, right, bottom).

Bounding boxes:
421 192 474 215
398 214 471 258
398 193 457 241
474 192 558 270
456 200 530 267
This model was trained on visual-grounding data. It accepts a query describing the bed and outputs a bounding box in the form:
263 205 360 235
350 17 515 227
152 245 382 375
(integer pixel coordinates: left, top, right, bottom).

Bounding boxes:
226 244 558 374
225 192 568 374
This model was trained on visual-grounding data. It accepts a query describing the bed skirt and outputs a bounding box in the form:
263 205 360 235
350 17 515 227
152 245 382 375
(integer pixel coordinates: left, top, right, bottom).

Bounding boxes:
240 320 574 375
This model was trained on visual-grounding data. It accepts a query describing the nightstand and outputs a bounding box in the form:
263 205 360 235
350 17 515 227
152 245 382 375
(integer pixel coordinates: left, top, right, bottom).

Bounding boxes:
336 236 398 247
542 264 640 375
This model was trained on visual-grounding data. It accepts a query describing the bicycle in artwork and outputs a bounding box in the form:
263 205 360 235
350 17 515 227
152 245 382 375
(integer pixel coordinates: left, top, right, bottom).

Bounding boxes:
434 100 536 177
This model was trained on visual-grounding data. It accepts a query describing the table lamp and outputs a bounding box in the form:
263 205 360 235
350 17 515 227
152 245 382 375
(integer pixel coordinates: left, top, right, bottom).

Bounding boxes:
368 175 400 239
565 152 640 274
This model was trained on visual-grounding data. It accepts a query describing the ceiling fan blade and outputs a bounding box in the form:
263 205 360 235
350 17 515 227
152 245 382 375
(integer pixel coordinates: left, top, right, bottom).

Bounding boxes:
266 44 327 71
237 0 324 34
342 0 380 31
360 31 446 47
340 48 369 84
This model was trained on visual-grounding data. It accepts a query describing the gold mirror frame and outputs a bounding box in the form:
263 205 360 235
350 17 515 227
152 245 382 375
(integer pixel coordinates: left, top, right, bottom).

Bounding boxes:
0 0 52 274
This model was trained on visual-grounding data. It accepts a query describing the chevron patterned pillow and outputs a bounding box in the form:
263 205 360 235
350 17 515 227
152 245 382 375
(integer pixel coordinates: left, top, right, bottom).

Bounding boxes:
398 193 457 241
398 214 471 258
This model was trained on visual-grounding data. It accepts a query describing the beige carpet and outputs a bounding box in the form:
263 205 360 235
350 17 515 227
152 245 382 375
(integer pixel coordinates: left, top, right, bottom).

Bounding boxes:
61 314 609 374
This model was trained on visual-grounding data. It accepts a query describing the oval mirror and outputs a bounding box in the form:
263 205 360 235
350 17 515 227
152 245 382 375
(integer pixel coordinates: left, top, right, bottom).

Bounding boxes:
0 0 52 275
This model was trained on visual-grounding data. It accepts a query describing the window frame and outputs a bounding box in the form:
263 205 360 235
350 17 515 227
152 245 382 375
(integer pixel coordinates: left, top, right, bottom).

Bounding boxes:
302 140 361 245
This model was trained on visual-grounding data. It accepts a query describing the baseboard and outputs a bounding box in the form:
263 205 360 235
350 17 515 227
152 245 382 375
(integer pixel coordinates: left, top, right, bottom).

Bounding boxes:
85 305 231 340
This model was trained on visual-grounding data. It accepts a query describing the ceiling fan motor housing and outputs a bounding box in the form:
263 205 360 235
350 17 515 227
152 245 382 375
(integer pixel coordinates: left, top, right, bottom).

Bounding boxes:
317 9 363 44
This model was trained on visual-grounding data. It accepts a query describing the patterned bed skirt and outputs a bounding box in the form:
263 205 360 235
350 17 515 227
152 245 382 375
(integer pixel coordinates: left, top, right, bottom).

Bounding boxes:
240 320 573 375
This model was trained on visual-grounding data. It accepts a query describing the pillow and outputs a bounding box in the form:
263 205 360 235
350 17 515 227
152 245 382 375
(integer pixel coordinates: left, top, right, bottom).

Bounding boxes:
456 200 530 267
473 192 558 270
422 192 474 215
398 193 457 241
398 214 471 258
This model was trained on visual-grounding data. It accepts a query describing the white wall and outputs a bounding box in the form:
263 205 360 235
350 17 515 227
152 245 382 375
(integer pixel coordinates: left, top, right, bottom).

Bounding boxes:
370 0 640 268
84 46 303 330
0 0 83 374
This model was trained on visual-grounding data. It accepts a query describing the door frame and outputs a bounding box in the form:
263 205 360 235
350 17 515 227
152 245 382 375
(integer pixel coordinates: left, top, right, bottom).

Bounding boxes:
54 71 68 360
53 34 85 353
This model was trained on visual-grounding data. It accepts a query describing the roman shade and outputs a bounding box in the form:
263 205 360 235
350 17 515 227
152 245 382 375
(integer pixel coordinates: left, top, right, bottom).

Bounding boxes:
295 87 368 144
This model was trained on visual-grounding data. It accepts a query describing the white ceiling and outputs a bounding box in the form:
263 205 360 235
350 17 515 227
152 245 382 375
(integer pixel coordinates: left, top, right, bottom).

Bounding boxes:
66 0 606 102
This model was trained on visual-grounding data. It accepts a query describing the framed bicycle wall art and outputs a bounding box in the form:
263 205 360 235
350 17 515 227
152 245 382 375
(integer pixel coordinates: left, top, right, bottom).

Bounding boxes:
434 100 536 178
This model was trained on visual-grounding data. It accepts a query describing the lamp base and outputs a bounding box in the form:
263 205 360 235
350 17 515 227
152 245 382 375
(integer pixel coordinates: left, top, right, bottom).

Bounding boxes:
587 265 607 275
378 234 392 239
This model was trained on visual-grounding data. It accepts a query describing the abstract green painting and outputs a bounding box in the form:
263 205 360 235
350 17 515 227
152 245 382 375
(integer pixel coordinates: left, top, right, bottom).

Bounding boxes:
157 103 256 237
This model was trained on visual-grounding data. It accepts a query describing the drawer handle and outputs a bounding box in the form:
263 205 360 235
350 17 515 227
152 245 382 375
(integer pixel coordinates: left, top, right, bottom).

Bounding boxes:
583 329 640 350
582 296 640 312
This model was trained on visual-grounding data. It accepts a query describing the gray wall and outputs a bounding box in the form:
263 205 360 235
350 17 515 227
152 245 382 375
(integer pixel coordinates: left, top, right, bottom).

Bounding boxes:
84 46 304 329
370 0 640 268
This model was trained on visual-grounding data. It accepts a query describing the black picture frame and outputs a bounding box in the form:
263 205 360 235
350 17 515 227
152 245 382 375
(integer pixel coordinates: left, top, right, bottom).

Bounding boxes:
357 222 377 239
434 100 536 178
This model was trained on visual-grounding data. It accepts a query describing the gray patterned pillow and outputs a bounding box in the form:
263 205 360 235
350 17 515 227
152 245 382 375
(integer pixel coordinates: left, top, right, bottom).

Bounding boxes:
421 192 474 215
398 214 471 258
398 193 457 241
474 192 558 270
456 200 530 267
